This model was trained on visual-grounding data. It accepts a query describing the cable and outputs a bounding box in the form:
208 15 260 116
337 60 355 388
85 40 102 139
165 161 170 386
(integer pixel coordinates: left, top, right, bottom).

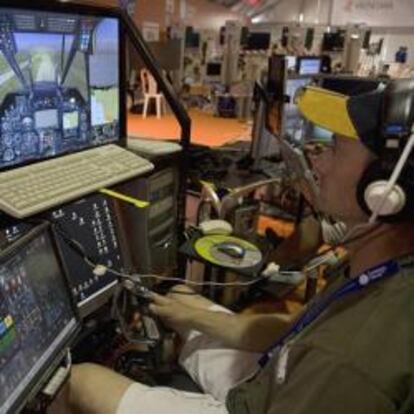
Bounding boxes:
49 218 268 289
101 265 267 288
48 213 384 292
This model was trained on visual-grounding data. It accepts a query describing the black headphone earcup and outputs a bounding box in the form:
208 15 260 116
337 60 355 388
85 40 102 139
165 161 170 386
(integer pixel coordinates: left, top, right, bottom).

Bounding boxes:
357 160 414 222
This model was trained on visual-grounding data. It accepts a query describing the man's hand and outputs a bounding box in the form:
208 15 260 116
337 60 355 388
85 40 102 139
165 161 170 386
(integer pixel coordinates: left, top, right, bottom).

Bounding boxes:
149 293 198 332
149 291 293 352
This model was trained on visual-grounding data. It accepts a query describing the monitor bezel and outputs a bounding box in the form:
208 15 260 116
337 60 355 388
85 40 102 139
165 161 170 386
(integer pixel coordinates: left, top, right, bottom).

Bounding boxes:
0 222 81 414
0 0 127 173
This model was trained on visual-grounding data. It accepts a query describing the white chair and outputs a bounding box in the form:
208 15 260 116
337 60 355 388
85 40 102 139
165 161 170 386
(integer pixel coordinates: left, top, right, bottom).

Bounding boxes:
140 68 166 119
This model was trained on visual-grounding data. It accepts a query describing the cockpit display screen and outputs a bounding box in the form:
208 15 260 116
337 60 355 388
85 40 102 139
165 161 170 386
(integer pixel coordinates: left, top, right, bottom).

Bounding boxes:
63 111 79 130
35 109 58 129
0 9 120 170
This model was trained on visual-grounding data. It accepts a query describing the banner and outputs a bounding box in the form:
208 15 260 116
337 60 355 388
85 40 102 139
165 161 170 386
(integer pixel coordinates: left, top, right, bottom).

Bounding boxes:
332 0 414 27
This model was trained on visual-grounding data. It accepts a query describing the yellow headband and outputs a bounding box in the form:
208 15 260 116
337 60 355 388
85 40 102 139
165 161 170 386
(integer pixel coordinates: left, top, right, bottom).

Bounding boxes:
296 86 359 140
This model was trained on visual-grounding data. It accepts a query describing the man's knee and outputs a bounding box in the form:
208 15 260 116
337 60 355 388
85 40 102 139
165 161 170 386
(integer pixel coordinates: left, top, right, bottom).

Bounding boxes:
69 363 133 414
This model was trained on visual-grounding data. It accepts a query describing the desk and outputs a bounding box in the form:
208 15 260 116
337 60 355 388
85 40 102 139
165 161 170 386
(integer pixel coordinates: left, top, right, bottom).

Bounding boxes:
189 84 212 97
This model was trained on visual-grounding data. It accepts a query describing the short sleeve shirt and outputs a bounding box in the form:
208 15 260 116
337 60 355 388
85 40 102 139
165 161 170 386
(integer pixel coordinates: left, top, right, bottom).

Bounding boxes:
226 259 414 414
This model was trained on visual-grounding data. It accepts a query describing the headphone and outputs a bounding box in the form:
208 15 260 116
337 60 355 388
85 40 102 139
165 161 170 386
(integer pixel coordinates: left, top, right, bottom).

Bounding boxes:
357 79 414 222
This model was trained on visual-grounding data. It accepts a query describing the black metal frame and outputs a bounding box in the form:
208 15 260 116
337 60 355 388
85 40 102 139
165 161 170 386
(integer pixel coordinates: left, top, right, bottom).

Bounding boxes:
119 11 191 260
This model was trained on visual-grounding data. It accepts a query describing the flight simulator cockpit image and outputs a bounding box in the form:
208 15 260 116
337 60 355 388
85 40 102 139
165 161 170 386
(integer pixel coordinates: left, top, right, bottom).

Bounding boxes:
0 9 120 169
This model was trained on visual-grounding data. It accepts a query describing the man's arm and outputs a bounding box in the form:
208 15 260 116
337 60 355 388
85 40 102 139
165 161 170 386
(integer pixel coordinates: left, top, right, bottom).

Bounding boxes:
150 293 292 353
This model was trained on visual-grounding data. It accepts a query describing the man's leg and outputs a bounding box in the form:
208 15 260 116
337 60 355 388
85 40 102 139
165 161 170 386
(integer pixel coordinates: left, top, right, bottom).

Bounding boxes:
168 285 260 403
48 363 133 414
50 363 228 414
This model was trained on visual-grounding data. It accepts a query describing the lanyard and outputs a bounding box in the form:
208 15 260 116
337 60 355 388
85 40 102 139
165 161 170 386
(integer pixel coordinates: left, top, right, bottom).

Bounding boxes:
259 259 400 367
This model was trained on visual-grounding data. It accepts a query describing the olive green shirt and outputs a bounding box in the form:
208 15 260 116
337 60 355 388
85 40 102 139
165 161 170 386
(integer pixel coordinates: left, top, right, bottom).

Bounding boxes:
227 258 414 414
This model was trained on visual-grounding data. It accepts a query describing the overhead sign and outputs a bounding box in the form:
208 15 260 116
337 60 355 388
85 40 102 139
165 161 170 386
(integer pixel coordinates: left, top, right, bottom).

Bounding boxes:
332 0 414 27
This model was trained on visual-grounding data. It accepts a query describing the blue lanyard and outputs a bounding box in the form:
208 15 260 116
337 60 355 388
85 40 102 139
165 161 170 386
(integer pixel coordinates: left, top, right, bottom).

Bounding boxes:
259 259 400 367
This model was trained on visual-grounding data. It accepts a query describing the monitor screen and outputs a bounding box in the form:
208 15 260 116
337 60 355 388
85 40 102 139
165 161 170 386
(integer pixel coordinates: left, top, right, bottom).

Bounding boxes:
298 58 321 75
322 31 346 52
0 226 78 414
185 30 200 49
246 32 271 50
283 77 313 143
0 8 121 170
206 63 222 77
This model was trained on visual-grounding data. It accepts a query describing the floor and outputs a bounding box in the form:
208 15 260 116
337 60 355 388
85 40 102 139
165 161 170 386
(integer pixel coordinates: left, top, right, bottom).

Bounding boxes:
128 109 251 147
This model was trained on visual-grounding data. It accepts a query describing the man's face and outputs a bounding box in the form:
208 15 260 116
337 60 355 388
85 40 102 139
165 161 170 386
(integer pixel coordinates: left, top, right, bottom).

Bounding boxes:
306 135 376 225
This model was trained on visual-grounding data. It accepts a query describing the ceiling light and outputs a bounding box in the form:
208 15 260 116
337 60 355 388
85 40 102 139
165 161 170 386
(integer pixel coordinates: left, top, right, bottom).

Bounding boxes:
251 15 262 23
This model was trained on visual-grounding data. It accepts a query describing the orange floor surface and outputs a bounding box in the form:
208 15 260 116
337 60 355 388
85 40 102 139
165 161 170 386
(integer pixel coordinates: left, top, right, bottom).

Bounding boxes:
128 109 251 147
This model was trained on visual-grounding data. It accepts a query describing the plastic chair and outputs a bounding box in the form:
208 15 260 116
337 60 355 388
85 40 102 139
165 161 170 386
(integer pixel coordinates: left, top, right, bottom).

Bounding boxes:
140 68 166 119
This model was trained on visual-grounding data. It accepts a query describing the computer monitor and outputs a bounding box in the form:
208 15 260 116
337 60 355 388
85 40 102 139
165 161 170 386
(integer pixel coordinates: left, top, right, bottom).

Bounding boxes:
185 30 200 49
205 62 222 82
297 57 321 75
0 193 124 317
246 32 271 51
322 31 346 52
0 6 122 171
283 77 314 143
0 223 79 414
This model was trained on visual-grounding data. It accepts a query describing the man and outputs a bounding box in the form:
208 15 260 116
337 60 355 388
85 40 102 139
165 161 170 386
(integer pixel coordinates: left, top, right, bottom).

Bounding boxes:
56 79 414 413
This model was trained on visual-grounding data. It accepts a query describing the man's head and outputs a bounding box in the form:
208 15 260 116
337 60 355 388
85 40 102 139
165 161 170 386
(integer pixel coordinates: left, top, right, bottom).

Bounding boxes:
306 135 376 226
295 79 414 226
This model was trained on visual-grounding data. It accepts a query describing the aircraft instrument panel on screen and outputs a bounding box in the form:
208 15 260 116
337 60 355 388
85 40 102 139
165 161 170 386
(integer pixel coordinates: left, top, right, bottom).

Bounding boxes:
0 9 120 170
0 229 77 413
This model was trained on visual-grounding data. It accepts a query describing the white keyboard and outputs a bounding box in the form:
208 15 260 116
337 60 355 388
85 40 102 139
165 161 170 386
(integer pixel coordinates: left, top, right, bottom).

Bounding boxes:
127 137 182 157
0 144 154 218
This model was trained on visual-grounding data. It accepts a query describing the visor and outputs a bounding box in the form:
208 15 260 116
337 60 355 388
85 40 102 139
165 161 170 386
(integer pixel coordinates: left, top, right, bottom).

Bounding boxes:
296 85 384 153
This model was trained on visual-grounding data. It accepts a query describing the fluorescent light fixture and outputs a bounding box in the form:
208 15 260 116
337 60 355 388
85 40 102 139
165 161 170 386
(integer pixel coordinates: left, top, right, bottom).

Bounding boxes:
251 15 263 23
299 13 304 22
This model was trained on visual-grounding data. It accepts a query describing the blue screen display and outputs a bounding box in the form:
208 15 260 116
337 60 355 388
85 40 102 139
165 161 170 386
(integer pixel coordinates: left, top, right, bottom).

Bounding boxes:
299 58 321 75
0 9 120 169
